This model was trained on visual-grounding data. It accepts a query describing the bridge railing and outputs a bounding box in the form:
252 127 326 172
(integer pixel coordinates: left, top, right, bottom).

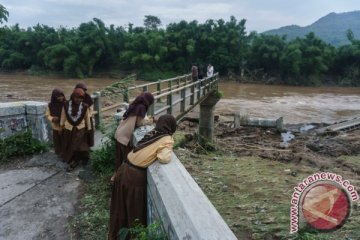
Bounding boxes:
91 73 219 127
93 74 192 120
125 73 192 103
126 73 219 119
150 73 219 120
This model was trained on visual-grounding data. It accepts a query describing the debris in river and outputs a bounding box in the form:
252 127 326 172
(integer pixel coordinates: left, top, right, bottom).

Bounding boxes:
233 114 283 131
299 124 315 132
280 131 295 148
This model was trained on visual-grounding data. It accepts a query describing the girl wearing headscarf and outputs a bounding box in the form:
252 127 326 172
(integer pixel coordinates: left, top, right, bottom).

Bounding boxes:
75 82 94 108
108 114 177 240
45 88 65 155
112 92 155 182
75 82 95 147
60 88 92 170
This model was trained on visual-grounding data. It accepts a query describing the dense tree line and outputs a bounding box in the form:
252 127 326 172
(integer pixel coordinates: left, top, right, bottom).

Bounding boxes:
0 5 359 86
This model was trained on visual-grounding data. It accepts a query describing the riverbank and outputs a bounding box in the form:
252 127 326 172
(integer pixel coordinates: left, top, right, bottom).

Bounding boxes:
174 116 360 239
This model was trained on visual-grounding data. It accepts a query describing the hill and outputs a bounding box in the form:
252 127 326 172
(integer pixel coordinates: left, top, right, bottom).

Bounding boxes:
263 11 360 46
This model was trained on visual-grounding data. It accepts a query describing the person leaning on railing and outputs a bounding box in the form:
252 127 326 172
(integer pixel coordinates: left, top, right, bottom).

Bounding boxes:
108 114 177 240
112 92 155 183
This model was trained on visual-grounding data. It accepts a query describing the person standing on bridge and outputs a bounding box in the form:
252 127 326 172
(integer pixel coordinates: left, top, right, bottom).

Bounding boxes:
45 88 66 155
198 63 204 79
112 92 155 182
108 114 177 240
60 88 92 170
191 63 198 82
75 82 95 147
207 63 214 77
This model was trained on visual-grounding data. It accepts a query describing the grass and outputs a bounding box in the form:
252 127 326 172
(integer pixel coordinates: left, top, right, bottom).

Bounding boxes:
69 172 168 240
69 174 111 240
175 148 360 240
0 130 48 165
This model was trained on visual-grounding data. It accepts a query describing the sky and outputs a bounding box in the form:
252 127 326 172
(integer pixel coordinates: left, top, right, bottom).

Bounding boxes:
1 0 360 32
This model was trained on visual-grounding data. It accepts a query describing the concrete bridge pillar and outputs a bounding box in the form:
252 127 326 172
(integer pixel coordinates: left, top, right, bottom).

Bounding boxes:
199 92 220 142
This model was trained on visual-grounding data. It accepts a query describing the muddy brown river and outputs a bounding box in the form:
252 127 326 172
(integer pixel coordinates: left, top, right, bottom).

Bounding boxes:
0 73 359 124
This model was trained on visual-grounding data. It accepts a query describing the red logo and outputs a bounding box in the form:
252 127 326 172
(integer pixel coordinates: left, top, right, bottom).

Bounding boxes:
301 183 350 231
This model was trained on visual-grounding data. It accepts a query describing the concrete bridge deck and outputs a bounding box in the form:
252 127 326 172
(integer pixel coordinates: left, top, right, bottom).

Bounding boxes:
316 117 360 134
0 133 102 240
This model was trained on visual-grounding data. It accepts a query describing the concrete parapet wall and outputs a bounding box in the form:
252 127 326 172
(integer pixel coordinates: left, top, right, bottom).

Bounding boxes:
0 101 50 141
132 126 237 240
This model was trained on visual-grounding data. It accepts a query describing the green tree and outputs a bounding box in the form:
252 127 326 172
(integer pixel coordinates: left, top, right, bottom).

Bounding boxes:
42 44 71 71
296 32 335 84
331 30 360 86
247 34 286 76
0 4 9 24
279 42 302 83
144 15 161 30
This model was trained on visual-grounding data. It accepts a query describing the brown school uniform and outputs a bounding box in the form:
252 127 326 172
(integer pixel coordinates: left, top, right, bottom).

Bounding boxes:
60 102 92 166
74 83 95 147
45 106 63 155
84 93 95 147
46 89 65 155
108 136 174 240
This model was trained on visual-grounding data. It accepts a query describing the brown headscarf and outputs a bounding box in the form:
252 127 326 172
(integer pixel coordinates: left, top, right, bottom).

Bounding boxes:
133 114 177 152
71 88 85 99
75 82 94 107
64 88 87 126
48 88 65 117
123 92 155 120
75 82 87 91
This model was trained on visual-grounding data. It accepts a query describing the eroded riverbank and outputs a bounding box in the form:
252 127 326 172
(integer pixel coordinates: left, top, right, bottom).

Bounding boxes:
174 117 360 239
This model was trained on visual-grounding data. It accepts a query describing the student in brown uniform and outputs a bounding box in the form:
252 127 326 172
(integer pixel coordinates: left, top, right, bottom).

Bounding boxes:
112 92 155 182
75 82 95 147
60 88 92 170
45 88 65 155
108 114 177 240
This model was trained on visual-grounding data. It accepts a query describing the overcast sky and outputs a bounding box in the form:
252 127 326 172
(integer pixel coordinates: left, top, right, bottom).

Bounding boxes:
2 1 360 32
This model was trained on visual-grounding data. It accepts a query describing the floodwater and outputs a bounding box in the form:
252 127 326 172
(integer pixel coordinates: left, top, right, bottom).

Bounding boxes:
0 73 359 124
0 73 118 102
216 82 360 124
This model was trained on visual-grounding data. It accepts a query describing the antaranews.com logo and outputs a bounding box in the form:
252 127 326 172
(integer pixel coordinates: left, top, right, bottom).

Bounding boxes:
290 172 359 233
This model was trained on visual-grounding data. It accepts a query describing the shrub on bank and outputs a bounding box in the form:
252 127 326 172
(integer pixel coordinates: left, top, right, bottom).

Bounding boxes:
90 123 117 174
0 130 48 163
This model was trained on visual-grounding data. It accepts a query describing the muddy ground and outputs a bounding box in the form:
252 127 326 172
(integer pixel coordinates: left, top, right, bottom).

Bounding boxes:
174 116 360 239
178 115 360 171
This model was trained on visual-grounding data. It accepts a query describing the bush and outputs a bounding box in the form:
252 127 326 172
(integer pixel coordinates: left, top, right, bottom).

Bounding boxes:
90 123 117 174
119 221 167 240
0 130 48 163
